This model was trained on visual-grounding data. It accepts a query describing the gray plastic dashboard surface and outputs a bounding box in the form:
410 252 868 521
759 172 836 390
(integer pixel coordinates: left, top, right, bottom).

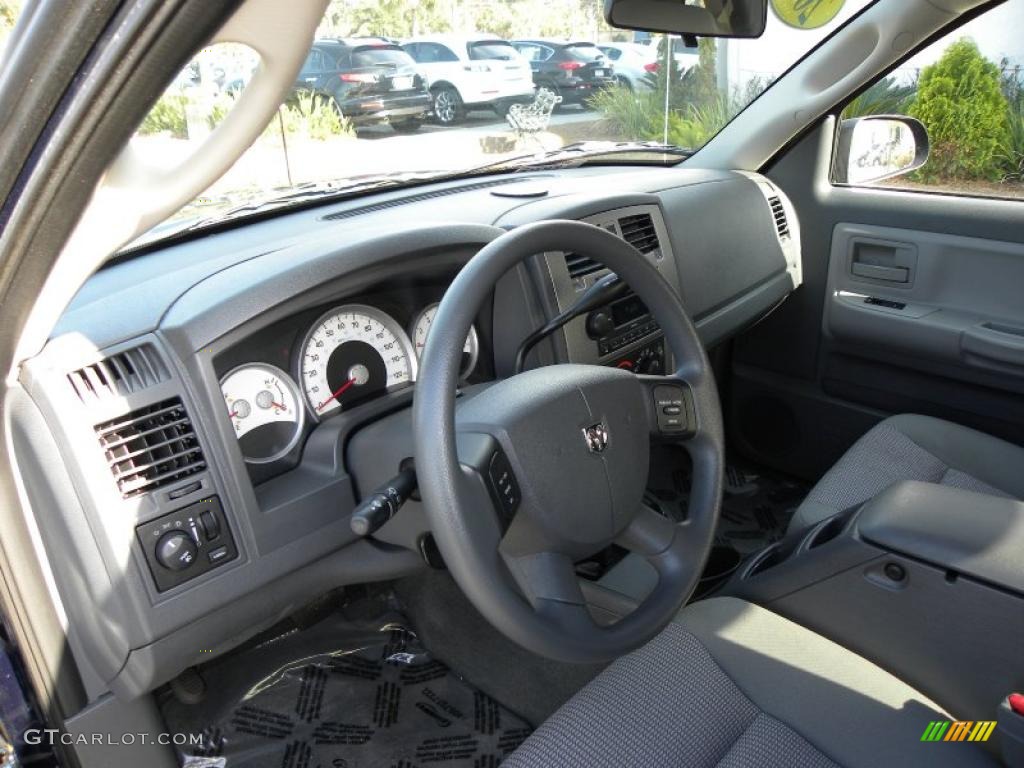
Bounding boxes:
25 165 800 703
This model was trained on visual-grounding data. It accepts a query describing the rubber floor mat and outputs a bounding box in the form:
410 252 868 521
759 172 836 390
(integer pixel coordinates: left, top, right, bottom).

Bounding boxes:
646 449 809 555
163 615 532 768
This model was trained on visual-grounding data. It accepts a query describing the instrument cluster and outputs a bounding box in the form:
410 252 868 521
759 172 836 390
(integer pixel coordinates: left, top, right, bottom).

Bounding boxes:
219 301 479 466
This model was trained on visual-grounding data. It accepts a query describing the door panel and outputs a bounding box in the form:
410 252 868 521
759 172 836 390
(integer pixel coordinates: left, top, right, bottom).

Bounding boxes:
730 119 1024 481
825 223 1024 383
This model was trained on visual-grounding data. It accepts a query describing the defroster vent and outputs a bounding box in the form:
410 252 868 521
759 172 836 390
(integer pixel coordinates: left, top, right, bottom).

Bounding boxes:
95 398 205 498
768 196 791 240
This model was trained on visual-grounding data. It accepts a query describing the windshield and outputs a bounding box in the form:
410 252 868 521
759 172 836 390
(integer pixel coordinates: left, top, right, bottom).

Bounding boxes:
128 0 876 248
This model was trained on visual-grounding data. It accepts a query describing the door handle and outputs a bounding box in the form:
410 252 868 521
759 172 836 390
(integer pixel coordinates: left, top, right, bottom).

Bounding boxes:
851 263 909 282
848 238 916 285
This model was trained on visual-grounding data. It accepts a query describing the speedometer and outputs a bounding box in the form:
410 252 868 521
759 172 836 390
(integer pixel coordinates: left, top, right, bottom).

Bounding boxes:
299 304 416 419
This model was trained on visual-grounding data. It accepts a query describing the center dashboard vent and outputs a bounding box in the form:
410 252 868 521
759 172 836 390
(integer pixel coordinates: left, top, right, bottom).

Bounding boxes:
565 251 604 280
618 213 659 255
95 398 205 498
768 196 791 241
68 345 169 402
564 213 661 280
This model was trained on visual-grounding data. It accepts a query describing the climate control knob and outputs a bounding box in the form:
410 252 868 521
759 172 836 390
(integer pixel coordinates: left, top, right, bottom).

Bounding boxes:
155 531 197 571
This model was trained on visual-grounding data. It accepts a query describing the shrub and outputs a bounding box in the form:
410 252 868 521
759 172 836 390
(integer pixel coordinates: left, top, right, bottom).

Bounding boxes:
139 91 189 138
999 101 1024 182
843 76 916 118
212 89 355 141
594 74 760 150
290 90 353 141
590 85 661 141
909 39 1010 181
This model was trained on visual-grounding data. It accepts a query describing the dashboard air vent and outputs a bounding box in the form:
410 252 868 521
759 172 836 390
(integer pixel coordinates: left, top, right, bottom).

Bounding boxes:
564 252 604 280
768 196 791 240
68 345 169 402
95 398 205 498
619 213 659 254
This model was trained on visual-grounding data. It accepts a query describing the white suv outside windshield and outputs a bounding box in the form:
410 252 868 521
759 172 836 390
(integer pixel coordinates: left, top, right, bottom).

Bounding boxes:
130 0 875 244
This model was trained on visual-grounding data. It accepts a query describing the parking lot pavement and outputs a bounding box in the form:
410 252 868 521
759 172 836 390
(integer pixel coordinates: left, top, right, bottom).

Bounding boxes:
140 108 602 220
354 106 599 139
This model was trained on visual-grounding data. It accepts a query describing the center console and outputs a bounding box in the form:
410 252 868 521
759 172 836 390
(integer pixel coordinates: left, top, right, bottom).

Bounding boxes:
541 204 679 373
725 481 1024 733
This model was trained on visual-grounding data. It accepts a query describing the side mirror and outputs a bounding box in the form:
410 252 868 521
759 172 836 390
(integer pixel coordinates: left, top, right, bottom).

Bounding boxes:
834 115 930 185
604 0 767 39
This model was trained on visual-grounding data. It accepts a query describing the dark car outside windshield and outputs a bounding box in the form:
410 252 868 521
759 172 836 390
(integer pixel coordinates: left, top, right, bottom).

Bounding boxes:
352 46 415 67
564 43 605 61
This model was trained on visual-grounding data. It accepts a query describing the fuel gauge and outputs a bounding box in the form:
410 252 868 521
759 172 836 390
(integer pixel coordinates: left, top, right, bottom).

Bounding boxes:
221 363 304 464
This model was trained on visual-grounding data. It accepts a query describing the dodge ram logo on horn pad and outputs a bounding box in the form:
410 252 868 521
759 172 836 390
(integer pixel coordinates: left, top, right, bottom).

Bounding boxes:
582 422 610 454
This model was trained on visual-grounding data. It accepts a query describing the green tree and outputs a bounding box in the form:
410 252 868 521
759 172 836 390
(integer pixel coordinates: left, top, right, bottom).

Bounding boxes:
909 39 1010 181
473 3 516 39
680 37 719 108
321 0 451 38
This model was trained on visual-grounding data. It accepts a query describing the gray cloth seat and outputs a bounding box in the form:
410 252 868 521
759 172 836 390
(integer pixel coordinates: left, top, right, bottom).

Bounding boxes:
505 597 996 768
790 414 1024 533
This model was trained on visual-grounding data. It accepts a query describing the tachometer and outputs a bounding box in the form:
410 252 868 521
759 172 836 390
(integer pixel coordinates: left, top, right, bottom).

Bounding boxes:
221 364 304 464
299 304 416 418
411 303 479 381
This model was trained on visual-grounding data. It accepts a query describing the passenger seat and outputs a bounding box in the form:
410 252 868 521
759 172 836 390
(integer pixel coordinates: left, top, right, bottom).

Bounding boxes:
789 414 1024 532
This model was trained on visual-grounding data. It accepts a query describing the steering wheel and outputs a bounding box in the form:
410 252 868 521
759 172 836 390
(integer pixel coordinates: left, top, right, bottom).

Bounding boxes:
413 220 724 663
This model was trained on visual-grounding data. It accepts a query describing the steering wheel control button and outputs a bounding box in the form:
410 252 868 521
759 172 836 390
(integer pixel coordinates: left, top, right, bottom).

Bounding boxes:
487 449 520 525
156 532 197 571
136 495 239 592
653 384 696 437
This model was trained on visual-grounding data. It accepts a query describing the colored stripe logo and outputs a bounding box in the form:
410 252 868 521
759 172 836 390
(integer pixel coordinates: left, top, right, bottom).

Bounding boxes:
921 721 996 743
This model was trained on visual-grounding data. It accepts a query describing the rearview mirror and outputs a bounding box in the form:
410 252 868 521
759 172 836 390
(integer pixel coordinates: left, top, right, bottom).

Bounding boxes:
834 116 930 185
604 0 767 38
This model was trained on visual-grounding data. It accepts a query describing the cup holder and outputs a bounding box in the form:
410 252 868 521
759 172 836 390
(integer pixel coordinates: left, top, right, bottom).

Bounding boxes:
740 509 856 582
703 545 742 581
805 513 848 551
743 543 789 579
695 545 742 597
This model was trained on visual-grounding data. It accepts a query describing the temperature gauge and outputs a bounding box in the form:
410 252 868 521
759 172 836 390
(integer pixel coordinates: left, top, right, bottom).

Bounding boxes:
221 363 304 464
411 303 479 381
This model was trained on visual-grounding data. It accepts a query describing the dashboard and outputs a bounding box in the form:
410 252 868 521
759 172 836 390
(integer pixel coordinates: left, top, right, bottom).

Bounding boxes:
14 164 801 703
